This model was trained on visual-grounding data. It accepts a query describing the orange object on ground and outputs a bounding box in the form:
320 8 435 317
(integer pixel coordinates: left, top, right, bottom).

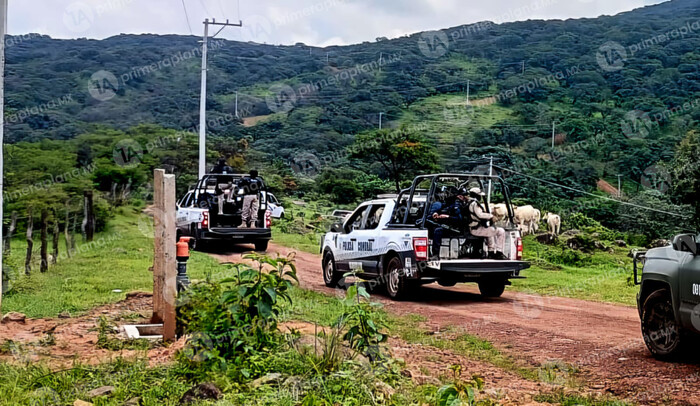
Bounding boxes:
176 237 193 259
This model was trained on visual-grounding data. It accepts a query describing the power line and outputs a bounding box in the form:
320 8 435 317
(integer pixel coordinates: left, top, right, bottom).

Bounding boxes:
493 165 690 219
197 0 211 15
180 0 193 35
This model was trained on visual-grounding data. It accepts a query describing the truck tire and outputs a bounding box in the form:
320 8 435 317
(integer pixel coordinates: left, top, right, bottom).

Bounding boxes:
478 279 506 298
255 240 269 252
323 252 342 288
641 289 684 359
385 256 415 301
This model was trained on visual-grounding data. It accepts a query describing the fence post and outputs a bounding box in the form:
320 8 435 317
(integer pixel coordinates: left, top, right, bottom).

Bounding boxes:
25 208 33 275
83 190 95 242
152 169 177 342
40 209 48 273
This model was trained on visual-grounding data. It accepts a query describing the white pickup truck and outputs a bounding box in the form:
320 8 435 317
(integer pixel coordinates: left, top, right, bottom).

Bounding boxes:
320 173 530 300
176 173 272 251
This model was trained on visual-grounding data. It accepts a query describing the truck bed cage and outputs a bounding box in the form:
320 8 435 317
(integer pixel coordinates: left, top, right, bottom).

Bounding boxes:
395 173 516 228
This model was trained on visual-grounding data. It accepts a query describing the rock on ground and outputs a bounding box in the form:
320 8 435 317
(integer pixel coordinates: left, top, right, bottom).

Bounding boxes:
1 312 26 324
179 383 222 404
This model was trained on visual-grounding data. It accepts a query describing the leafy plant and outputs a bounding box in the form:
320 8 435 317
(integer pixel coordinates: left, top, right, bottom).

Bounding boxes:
437 365 486 406
337 276 388 363
177 253 298 372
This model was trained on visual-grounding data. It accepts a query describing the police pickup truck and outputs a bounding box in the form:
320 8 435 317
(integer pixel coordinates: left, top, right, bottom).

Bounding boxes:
634 233 700 359
176 173 272 251
321 174 530 300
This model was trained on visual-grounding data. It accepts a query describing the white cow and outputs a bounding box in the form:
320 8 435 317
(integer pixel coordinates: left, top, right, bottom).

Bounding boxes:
544 213 561 236
533 209 541 233
514 205 539 236
488 203 508 224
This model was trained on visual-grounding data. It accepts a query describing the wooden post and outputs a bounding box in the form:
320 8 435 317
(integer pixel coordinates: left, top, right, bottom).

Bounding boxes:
40 209 48 273
83 190 95 242
52 216 59 265
4 211 16 254
25 208 33 275
152 169 178 342
64 202 72 258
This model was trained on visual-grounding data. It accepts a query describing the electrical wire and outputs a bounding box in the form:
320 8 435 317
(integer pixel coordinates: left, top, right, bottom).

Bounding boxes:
493 165 690 218
197 0 211 15
180 0 193 35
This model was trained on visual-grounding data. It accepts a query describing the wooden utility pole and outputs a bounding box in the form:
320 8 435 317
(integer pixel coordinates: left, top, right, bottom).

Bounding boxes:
151 169 177 342
40 210 48 273
0 0 8 313
25 209 33 276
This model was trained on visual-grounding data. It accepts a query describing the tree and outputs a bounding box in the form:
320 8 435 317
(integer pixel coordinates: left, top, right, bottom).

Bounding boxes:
670 131 700 226
350 127 439 192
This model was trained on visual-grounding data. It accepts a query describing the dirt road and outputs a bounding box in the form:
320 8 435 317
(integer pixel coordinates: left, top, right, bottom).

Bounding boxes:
213 243 700 405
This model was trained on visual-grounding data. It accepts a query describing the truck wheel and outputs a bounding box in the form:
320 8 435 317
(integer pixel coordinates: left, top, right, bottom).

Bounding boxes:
385 256 414 301
254 240 269 252
642 289 684 359
323 252 342 288
478 279 506 298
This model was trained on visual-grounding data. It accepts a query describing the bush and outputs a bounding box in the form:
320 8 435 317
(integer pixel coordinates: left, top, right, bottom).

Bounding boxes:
545 248 592 267
177 253 298 373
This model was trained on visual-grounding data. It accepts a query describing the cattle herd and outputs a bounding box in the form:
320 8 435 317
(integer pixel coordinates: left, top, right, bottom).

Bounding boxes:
489 203 561 236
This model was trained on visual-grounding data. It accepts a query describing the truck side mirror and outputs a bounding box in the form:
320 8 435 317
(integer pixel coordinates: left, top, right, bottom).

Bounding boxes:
672 234 698 255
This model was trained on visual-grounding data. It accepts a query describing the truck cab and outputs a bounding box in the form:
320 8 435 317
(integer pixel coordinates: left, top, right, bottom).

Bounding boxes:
176 173 272 251
321 173 529 300
635 233 700 359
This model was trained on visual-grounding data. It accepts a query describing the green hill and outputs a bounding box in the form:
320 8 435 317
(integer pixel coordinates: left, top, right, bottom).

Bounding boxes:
3 0 700 234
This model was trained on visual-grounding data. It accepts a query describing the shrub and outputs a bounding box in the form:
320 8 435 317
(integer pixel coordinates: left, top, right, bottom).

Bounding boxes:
338 283 388 362
545 248 592 267
177 253 298 372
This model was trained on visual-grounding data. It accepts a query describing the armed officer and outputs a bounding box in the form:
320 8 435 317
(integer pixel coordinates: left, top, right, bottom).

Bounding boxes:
428 187 463 259
465 187 508 260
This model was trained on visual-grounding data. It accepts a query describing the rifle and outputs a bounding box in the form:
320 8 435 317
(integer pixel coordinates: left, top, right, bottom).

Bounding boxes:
425 218 463 234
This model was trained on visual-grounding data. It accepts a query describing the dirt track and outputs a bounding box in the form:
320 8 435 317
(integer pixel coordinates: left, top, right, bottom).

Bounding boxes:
212 243 700 405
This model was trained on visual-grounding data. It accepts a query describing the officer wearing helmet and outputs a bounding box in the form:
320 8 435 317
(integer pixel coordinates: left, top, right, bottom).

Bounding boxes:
465 187 508 260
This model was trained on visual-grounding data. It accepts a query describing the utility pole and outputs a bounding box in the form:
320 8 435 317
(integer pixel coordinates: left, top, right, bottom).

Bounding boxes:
617 175 623 198
234 91 239 118
521 61 525 74
551 122 556 149
379 112 385 129
326 52 329 64
466 79 470 105
198 18 243 179
0 0 7 313
379 52 383 71
487 156 494 206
